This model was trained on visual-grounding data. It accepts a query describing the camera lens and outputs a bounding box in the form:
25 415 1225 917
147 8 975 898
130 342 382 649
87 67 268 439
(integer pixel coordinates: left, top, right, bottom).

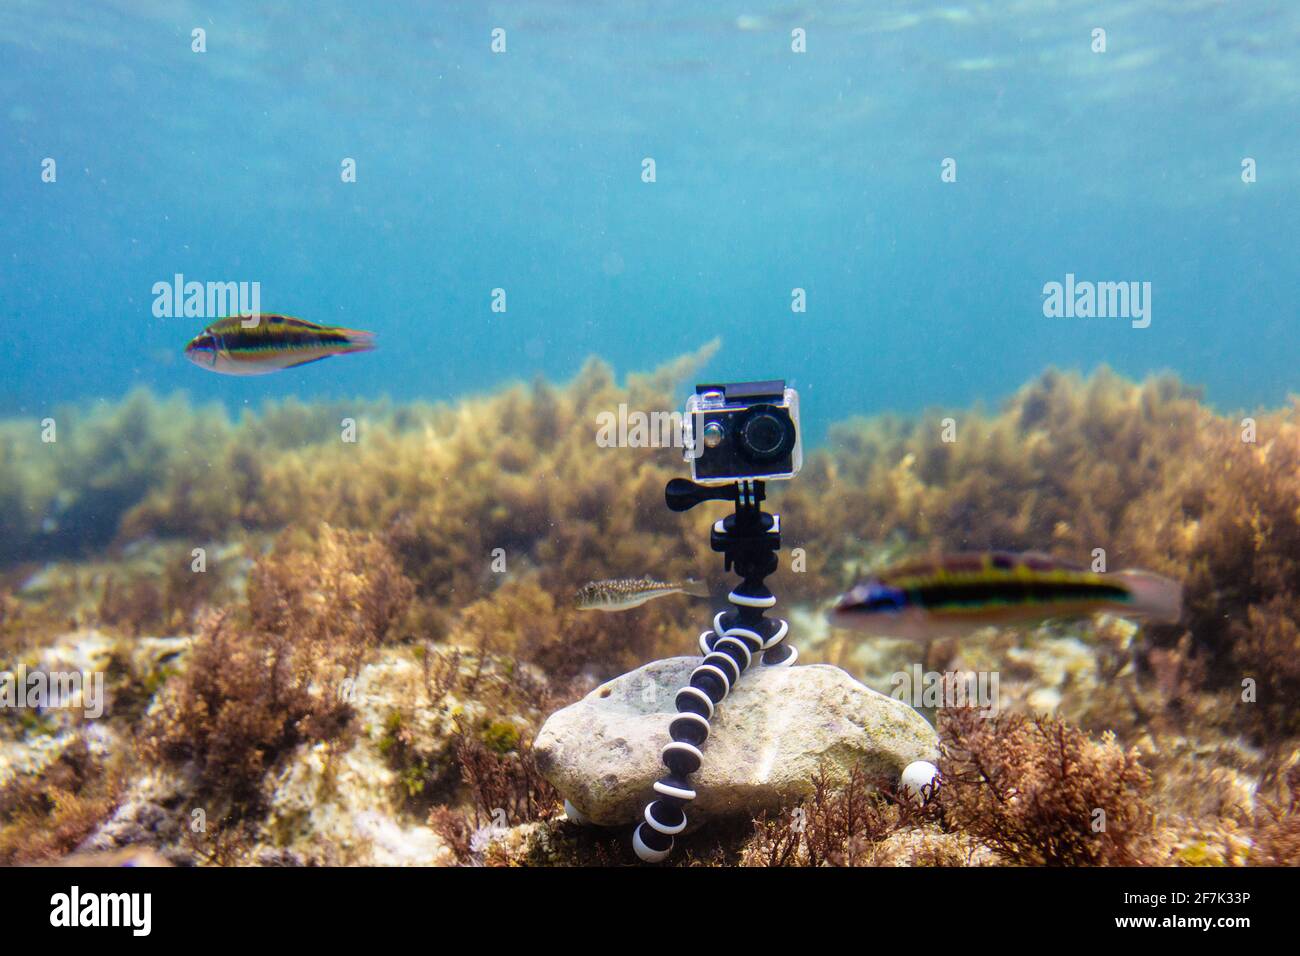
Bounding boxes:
736 404 795 463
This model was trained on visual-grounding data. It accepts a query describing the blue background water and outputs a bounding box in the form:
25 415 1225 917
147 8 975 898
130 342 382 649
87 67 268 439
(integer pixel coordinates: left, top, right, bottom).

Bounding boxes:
2 1 1296 443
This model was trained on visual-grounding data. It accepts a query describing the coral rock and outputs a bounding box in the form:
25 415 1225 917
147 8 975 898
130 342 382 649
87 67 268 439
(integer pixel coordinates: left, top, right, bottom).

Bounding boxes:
535 657 938 826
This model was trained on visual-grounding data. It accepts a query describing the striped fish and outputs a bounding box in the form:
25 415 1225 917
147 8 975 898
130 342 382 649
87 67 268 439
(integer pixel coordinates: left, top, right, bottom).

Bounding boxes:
828 551 1182 639
184 315 376 375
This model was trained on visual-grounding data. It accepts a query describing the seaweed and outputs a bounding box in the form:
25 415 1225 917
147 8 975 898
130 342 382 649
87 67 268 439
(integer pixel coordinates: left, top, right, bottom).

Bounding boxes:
427 727 561 864
452 727 560 829
140 524 414 811
1249 765 1300 865
1230 598 1300 739
934 707 1158 866
740 764 912 867
449 578 696 683
0 736 123 865
0 352 1297 866
113 349 718 609
376 709 458 810
0 390 231 563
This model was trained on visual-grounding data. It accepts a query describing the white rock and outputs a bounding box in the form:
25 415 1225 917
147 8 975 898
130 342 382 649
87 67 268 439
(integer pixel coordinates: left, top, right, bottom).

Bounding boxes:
536 656 939 826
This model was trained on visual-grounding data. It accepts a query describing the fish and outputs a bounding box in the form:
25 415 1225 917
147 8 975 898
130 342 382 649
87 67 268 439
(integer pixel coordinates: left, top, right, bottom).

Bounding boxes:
575 576 710 612
184 314 376 375
828 551 1182 639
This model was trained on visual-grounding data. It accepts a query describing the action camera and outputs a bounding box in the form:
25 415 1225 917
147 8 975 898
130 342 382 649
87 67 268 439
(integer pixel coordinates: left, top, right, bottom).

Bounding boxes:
684 379 802 485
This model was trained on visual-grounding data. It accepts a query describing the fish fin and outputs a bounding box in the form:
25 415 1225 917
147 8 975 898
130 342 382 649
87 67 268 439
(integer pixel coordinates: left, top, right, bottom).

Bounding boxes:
681 577 710 598
336 328 377 353
1019 550 1085 571
1117 570 1183 624
282 354 337 369
261 315 325 332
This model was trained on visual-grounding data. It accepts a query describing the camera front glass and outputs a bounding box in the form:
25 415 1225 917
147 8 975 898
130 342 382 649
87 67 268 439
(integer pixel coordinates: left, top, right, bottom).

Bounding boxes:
735 404 796 462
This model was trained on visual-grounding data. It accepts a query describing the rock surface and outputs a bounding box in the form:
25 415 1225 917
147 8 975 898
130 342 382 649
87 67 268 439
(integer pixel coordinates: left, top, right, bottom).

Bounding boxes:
535 657 939 826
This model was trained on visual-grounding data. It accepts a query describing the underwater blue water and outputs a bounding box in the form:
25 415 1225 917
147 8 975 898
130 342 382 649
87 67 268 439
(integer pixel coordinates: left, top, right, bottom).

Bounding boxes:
1 1 1297 443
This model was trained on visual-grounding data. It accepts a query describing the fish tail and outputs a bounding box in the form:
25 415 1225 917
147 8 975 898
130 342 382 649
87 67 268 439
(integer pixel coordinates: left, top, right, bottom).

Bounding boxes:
335 328 377 353
1116 570 1183 624
681 577 710 598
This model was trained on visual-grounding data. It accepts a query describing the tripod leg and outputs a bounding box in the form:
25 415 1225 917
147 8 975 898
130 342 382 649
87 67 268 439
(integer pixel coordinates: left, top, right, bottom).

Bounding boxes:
632 618 763 862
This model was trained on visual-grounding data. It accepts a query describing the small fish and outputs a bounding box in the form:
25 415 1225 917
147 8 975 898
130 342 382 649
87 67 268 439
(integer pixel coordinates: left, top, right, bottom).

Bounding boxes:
828 551 1182 639
184 314 376 375
576 577 710 612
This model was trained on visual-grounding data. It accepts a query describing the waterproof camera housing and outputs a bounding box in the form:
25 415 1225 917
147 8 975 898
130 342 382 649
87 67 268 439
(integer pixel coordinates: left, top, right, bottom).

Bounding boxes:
685 380 802 485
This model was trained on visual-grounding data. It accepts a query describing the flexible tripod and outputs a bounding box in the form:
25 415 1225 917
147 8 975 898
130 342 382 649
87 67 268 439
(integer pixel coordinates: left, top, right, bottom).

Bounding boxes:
632 477 797 862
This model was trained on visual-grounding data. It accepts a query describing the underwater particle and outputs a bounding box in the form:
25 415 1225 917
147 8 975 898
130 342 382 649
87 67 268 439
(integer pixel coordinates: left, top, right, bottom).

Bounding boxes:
828 551 1182 640
601 252 625 276
899 760 940 806
183 315 376 375
575 576 710 612
735 14 771 31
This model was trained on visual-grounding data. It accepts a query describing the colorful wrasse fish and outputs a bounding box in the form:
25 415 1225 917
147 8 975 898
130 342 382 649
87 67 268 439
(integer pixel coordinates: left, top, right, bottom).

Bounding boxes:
828 551 1182 640
184 315 376 375
576 577 710 612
